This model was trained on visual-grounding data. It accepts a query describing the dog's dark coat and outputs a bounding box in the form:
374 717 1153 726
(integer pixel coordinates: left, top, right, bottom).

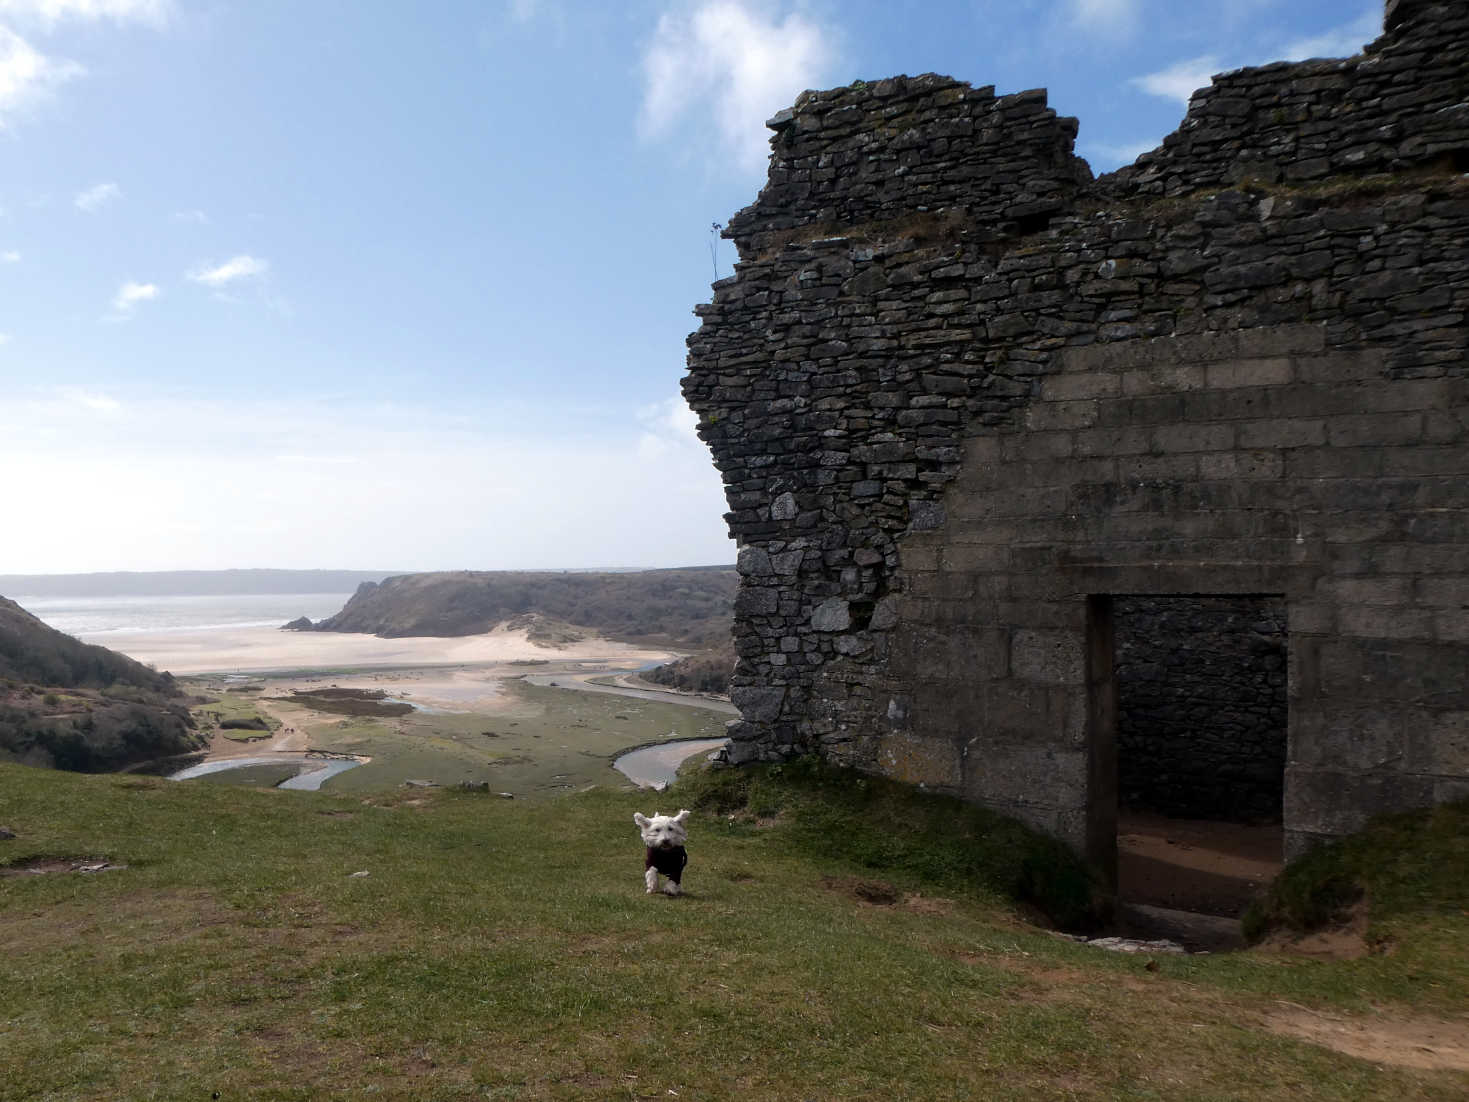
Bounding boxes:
645 845 688 884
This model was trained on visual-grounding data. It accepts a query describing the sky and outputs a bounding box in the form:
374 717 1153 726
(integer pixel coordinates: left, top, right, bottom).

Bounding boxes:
0 0 1384 574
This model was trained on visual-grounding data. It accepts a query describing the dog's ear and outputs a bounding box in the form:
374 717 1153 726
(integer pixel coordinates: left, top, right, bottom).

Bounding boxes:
633 813 650 828
673 809 690 823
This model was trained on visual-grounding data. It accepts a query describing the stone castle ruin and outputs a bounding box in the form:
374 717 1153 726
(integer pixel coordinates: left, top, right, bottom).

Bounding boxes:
683 0 1469 876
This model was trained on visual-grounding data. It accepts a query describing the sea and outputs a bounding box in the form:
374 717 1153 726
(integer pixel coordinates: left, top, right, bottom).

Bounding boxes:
14 593 354 639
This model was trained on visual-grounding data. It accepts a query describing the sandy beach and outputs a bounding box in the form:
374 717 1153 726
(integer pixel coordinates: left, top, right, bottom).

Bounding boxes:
84 622 676 676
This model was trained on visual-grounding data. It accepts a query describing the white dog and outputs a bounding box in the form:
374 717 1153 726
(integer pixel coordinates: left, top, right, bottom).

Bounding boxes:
634 809 690 895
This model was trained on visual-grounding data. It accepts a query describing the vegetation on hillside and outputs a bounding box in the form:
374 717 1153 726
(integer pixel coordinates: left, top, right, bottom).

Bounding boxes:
641 640 736 694
0 596 202 772
306 567 737 646
0 596 177 693
1243 800 1469 943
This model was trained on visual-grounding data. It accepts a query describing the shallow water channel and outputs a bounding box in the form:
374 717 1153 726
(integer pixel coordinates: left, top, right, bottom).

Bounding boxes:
168 756 363 791
613 738 729 789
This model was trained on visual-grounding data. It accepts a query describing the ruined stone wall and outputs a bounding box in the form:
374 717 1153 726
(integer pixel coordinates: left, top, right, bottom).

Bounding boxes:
683 1 1469 861
1114 597 1287 824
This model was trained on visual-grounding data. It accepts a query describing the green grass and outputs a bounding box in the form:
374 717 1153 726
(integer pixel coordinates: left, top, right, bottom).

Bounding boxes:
1 762 1466 1100
675 757 1102 930
1244 802 1469 941
194 690 280 741
194 762 304 788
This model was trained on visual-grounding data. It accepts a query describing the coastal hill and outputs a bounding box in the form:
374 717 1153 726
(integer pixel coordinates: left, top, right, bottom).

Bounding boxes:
0 596 202 771
297 567 738 650
0 568 395 598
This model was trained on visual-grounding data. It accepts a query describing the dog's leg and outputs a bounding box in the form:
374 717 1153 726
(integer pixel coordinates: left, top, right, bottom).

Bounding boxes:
663 880 681 897
645 867 659 894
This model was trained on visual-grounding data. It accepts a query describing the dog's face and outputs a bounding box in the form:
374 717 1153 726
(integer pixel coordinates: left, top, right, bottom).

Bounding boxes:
634 809 689 850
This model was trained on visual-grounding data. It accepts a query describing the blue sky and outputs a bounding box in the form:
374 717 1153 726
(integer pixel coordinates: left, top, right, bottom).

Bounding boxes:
0 0 1382 573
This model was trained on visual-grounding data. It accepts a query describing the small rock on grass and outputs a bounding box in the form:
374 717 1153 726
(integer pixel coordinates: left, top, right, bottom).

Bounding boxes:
1084 936 1186 954
0 827 16 840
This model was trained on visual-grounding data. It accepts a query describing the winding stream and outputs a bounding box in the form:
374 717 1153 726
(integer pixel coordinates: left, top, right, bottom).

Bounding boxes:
613 738 729 790
168 755 364 789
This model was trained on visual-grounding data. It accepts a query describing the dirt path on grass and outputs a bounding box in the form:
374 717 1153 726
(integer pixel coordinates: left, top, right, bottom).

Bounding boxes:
1262 1006 1469 1072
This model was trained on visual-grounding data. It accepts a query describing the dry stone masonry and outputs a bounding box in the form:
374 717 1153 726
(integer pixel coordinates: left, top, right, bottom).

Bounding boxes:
683 0 1469 864
1114 597 1288 824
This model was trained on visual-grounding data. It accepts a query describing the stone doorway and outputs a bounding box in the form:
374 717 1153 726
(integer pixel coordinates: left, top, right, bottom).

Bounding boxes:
1088 595 1288 935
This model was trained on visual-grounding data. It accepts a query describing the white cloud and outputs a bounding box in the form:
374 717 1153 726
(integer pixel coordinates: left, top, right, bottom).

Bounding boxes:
508 0 546 23
1130 55 1221 107
188 254 269 287
639 0 840 176
57 385 121 412
106 279 158 320
0 331 11 345
0 391 734 572
1066 0 1139 33
0 0 170 26
1083 138 1162 170
172 208 208 224
1 249 18 262
1281 7 1379 61
0 3 168 130
0 25 83 127
635 395 702 461
74 181 120 212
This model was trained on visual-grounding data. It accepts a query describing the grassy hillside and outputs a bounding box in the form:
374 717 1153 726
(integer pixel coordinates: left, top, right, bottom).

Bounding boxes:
0 596 201 771
1 761 1465 1099
308 567 737 647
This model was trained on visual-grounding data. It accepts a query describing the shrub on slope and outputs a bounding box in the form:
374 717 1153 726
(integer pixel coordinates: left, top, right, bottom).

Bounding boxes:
641 642 736 694
0 596 177 694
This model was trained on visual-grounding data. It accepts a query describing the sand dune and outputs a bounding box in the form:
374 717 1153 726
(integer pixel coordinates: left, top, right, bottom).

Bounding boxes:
83 623 674 676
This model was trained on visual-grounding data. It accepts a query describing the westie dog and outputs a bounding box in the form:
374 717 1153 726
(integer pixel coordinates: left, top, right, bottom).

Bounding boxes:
633 809 690 896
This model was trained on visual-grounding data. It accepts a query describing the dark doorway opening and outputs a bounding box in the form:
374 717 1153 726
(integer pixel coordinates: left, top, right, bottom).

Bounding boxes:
1091 595 1288 929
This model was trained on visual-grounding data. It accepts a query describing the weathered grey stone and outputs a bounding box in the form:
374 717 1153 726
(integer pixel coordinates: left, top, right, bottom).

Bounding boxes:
811 598 852 632
729 686 786 723
770 492 798 520
869 596 900 631
737 546 773 576
1011 630 1085 686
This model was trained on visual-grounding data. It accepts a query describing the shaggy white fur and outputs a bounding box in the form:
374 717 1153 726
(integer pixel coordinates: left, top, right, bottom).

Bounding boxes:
634 809 690 896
